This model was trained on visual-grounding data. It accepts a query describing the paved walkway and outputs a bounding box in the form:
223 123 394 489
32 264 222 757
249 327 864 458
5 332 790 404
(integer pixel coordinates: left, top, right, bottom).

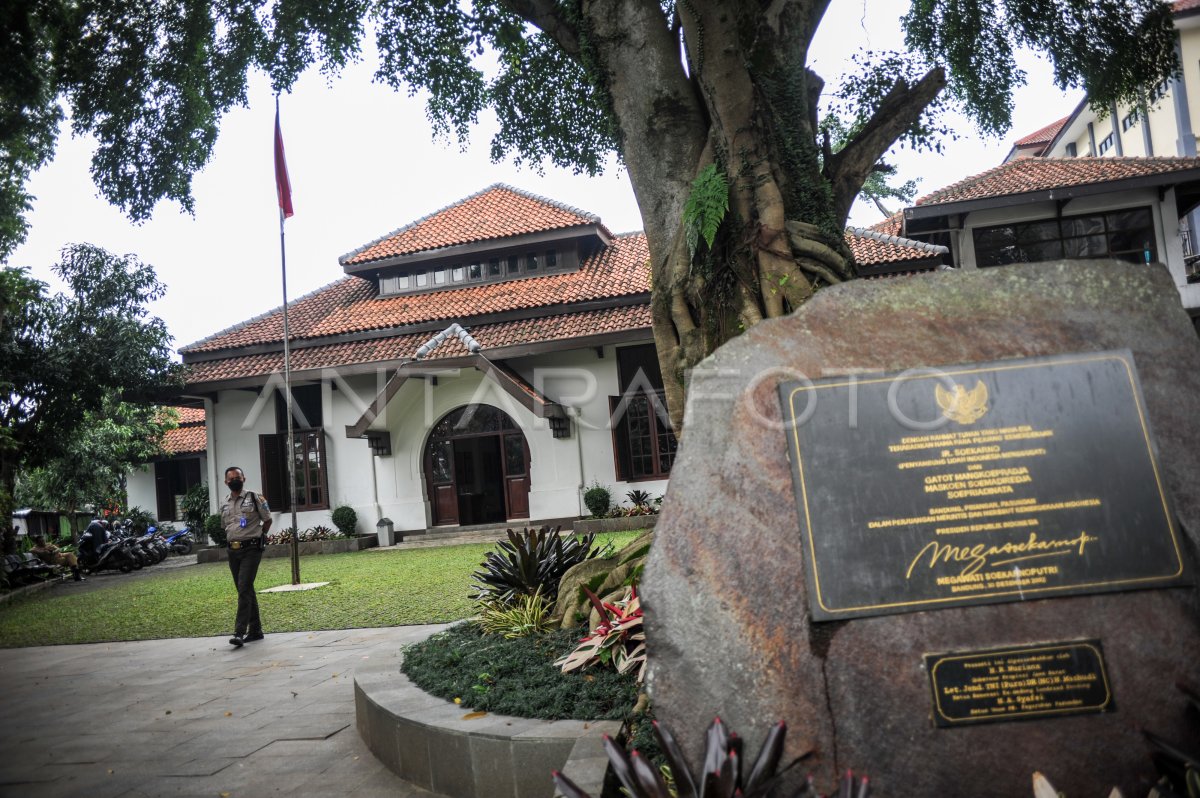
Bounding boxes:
0 625 449 798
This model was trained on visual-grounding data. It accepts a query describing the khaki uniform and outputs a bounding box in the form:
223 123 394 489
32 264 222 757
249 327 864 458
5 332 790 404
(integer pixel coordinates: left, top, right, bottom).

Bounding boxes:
221 487 272 639
221 491 272 544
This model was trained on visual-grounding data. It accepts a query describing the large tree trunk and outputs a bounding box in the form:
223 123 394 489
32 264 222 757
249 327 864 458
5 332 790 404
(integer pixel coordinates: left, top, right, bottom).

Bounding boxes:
1 457 17 555
561 0 945 430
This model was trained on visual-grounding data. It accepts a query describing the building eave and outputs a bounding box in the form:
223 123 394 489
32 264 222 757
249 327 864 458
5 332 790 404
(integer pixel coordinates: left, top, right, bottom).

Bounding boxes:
906 167 1200 221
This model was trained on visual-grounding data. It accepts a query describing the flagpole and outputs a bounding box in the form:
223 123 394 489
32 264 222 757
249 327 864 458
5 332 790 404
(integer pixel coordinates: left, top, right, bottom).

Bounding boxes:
276 95 301 585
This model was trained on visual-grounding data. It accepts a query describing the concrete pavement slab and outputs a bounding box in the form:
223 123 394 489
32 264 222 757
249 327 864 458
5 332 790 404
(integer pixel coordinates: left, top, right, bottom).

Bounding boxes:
0 625 449 798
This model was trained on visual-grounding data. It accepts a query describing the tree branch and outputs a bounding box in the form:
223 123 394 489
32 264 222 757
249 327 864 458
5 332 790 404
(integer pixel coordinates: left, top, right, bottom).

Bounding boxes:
496 0 584 62
824 66 946 224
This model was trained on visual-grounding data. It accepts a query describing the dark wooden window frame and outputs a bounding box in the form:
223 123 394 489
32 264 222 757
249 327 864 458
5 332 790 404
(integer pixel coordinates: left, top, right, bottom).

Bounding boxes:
609 390 677 482
259 427 330 512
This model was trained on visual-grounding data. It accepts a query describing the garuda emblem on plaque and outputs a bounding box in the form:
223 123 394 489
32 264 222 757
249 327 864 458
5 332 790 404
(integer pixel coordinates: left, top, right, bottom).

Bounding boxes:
936 380 989 424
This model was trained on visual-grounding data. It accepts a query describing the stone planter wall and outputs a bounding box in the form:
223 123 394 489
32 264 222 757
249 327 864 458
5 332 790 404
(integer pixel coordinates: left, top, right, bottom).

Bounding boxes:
571 514 657 535
197 534 377 563
354 660 618 798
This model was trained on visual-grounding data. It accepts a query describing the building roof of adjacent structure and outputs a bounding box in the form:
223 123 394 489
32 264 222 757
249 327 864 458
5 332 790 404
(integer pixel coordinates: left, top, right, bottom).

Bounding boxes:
340 184 609 266
162 407 206 455
909 156 1200 217
846 226 946 268
1013 115 1070 148
1175 0 1200 15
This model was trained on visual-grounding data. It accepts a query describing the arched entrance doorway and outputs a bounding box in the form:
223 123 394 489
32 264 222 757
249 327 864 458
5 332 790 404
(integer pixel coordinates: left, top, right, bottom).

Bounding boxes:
424 405 531 527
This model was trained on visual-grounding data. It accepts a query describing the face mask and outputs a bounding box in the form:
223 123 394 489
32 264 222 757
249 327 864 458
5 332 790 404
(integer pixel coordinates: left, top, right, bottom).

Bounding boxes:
229 478 244 492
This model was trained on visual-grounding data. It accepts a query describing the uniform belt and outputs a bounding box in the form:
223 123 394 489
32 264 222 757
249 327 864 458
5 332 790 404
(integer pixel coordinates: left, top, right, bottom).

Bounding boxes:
229 539 261 550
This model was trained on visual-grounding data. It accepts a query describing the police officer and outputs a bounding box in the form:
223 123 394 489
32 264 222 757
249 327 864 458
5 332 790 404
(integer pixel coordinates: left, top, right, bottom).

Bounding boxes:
220 466 272 647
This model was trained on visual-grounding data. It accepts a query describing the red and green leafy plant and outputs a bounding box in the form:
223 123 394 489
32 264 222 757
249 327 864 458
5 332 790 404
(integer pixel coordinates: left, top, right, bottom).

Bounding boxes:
556 585 646 682
554 717 868 798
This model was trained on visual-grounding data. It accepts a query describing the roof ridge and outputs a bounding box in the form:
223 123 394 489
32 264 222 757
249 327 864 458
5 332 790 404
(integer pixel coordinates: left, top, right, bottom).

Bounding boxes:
338 183 602 266
179 275 360 352
845 226 949 254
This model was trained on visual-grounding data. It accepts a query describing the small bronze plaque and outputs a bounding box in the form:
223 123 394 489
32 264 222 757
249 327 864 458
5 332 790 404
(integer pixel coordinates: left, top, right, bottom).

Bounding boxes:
778 350 1188 621
926 641 1113 726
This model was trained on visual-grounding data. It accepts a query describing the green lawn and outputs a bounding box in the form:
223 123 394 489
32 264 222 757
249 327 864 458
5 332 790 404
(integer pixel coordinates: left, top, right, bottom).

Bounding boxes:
0 531 640 648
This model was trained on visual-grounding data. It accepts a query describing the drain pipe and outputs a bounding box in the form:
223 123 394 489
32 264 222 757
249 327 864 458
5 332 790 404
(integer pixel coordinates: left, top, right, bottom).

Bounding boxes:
568 406 586 517
370 451 381 522
415 322 481 359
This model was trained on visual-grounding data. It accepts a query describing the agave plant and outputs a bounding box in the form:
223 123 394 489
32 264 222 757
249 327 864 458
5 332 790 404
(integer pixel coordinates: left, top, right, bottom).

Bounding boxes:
469 525 608 606
626 489 652 508
554 717 868 798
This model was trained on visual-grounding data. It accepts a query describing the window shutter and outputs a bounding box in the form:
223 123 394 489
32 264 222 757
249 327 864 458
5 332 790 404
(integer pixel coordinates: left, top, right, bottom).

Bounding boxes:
259 434 289 511
609 396 632 481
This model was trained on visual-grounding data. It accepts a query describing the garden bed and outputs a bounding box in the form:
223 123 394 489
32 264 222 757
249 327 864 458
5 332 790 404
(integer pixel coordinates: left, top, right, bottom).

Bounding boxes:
355 655 620 798
196 534 377 563
571 515 657 535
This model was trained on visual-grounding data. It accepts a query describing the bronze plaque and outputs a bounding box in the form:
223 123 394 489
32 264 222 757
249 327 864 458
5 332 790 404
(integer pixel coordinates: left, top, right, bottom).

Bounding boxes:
926 641 1114 726
778 350 1187 621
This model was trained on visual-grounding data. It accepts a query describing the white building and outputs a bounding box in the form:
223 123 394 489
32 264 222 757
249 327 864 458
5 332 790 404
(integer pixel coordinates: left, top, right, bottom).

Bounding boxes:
154 184 938 536
126 407 208 524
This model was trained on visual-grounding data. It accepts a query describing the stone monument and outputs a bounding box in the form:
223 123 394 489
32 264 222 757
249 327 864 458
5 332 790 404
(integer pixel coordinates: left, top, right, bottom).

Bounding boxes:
643 260 1200 796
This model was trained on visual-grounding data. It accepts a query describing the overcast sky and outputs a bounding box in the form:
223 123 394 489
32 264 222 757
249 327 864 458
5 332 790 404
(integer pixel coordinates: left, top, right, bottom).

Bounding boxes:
8 2 1079 354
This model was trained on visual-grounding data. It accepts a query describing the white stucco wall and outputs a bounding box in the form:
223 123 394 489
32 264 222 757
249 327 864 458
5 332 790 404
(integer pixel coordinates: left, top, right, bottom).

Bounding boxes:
196 340 673 536
126 465 158 519
126 456 208 524
351 343 669 532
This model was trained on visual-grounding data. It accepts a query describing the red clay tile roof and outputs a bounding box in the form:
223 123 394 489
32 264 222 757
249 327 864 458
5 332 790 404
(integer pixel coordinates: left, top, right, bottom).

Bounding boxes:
184 304 653 385
846 228 945 267
173 406 204 425
341 184 608 266
866 212 905 237
183 233 649 354
162 407 206 455
915 156 1200 208
1013 116 1069 147
1175 0 1200 13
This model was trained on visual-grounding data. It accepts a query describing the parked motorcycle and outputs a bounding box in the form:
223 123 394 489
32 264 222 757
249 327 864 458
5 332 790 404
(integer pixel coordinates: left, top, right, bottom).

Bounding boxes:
162 527 194 555
77 521 136 574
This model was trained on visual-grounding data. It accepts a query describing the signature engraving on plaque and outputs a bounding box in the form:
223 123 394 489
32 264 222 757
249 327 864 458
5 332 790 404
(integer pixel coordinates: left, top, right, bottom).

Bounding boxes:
936 380 990 424
905 530 1099 579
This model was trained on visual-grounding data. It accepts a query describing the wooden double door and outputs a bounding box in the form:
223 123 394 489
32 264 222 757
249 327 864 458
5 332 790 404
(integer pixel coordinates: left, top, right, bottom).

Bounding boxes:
424 405 531 527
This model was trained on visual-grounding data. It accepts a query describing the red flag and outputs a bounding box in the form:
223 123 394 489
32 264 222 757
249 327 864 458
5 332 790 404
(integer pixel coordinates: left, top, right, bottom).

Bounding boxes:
274 102 294 220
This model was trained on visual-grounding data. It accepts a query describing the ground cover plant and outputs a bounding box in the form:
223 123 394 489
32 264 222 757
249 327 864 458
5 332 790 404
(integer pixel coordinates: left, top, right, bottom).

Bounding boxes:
401 622 638 721
0 531 640 647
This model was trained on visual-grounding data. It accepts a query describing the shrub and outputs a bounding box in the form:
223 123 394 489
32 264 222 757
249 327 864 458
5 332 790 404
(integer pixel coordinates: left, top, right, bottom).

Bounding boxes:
469 526 609 606
476 590 553 639
204 513 226 547
264 525 346 546
123 507 156 534
583 482 611 518
331 505 358 536
179 483 210 533
155 521 177 536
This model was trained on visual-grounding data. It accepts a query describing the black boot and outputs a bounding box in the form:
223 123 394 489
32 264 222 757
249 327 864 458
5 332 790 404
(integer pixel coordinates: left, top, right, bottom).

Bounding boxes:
72 567 83 582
